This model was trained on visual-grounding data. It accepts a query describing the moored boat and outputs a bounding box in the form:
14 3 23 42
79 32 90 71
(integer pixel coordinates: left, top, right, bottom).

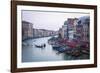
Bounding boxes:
52 44 61 49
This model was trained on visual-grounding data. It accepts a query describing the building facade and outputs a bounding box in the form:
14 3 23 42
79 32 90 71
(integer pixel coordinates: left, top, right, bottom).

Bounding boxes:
58 16 90 43
22 21 33 40
73 16 90 43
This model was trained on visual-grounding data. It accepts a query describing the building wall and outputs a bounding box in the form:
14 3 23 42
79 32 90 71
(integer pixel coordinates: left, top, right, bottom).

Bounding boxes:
22 21 33 40
33 29 57 38
77 16 90 42
67 18 76 40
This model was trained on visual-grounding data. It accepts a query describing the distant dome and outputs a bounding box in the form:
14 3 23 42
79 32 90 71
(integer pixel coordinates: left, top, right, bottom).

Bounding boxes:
78 16 90 25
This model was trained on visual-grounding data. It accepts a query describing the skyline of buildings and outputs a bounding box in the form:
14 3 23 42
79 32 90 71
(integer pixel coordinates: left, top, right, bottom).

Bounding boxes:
22 15 90 43
22 21 57 40
58 16 90 43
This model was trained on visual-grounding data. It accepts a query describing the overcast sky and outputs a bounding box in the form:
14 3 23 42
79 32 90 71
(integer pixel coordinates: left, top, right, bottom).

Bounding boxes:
22 10 89 31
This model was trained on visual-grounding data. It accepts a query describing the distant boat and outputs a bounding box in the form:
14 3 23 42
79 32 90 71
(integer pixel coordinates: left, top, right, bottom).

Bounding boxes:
52 44 61 49
48 36 58 45
35 44 46 48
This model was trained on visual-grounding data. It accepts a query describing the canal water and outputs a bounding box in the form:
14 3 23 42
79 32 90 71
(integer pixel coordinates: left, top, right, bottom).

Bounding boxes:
22 36 88 62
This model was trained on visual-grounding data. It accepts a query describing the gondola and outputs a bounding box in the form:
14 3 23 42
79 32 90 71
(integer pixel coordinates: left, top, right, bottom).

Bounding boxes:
35 44 46 48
